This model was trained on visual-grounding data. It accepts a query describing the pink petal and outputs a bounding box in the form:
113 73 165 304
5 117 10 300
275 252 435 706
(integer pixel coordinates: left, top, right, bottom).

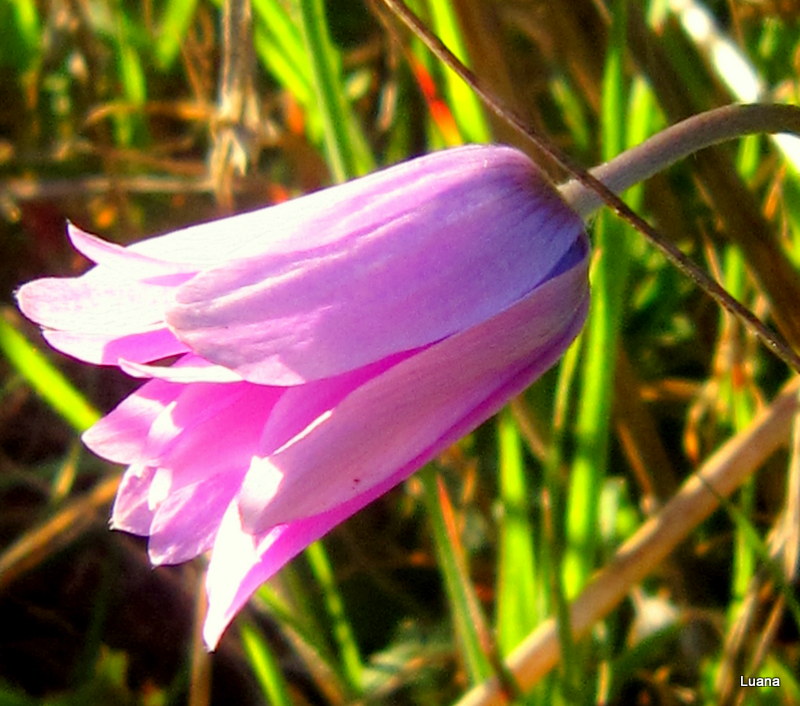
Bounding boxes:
151 384 281 493
140 380 256 469
258 348 420 456
203 264 588 648
42 327 189 367
119 358 243 383
110 464 158 535
132 146 525 265
67 223 197 276
148 473 243 565
83 377 182 464
238 239 589 532
16 269 183 334
166 146 584 385
83 355 256 466
17 263 191 365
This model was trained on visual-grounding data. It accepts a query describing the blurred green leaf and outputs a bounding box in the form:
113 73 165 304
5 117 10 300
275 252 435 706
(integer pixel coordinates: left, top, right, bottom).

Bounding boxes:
154 0 200 69
240 622 294 706
296 0 374 180
0 311 99 433
0 0 40 71
495 409 538 655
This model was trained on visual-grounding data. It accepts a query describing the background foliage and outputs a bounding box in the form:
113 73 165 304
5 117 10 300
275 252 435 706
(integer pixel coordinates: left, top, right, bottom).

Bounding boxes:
1 0 800 704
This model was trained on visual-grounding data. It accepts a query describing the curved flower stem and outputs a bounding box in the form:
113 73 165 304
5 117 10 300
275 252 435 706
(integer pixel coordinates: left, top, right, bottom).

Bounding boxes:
559 104 800 217
380 0 800 374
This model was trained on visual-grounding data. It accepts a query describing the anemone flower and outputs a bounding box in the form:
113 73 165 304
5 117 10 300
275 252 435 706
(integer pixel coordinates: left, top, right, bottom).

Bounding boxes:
17 144 589 647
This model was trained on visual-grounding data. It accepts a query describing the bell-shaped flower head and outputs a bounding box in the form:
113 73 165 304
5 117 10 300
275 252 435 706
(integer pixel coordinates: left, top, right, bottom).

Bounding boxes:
17 144 590 648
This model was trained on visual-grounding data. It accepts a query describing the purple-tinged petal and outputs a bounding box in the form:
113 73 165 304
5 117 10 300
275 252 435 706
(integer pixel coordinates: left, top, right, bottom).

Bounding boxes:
139 380 256 469
16 269 186 335
67 223 197 276
83 377 182 465
259 348 420 456
203 502 277 648
83 354 258 467
238 239 589 532
203 257 588 648
42 327 189 367
16 262 192 365
110 464 158 535
131 146 524 266
148 473 243 565
152 384 281 493
166 146 584 385
119 357 243 383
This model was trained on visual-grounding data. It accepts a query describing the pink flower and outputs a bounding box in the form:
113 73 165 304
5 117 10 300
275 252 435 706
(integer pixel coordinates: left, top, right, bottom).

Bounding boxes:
17 145 589 647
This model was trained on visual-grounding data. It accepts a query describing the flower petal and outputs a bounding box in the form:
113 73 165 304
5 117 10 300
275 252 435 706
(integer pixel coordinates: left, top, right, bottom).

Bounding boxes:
41 327 189 366
203 248 588 648
238 238 589 532
67 223 196 276
204 482 405 649
83 354 259 467
148 473 243 565
151 383 281 493
16 269 184 334
167 146 584 384
16 260 191 365
110 464 158 535
131 146 525 265
119 357 243 383
83 377 182 464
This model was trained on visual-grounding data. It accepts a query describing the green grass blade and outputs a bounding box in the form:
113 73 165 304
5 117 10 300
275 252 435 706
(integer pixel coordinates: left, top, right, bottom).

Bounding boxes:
111 3 149 146
154 0 200 69
0 311 99 433
304 541 364 695
295 0 373 181
240 621 294 706
425 0 490 143
419 466 491 684
495 408 538 655
253 0 313 103
2 0 41 71
563 0 631 599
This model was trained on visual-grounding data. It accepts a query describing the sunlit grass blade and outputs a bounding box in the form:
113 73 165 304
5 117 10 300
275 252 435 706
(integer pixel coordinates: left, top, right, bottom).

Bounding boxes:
563 0 633 600
669 0 800 173
0 474 119 592
721 251 758 612
419 467 492 685
304 541 364 696
240 621 294 706
256 571 351 701
2 0 40 72
544 329 584 699
154 0 200 69
714 491 800 631
424 0 490 144
0 310 99 433
253 0 314 107
110 4 149 146
495 408 538 656
296 0 374 181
